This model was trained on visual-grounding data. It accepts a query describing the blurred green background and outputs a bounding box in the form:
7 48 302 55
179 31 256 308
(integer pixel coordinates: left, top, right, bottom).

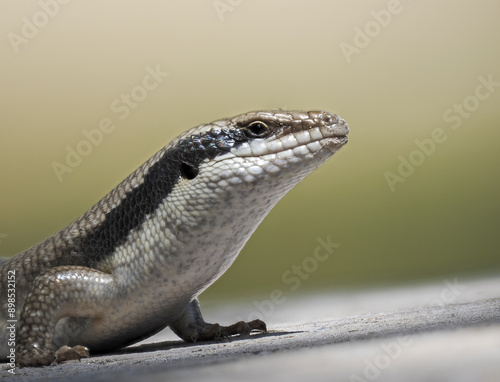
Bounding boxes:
0 0 499 303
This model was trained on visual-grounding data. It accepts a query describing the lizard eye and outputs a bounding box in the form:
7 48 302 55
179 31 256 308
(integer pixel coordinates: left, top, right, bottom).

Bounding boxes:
243 121 270 138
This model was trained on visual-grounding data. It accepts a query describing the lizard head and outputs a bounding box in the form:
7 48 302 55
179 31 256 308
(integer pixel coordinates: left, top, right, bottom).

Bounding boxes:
172 110 349 187
77 110 348 267
155 110 349 291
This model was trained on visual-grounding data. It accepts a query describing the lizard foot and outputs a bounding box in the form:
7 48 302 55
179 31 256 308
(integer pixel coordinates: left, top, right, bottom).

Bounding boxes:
17 345 55 367
17 344 89 367
55 345 90 364
175 319 267 342
219 319 267 338
170 299 267 342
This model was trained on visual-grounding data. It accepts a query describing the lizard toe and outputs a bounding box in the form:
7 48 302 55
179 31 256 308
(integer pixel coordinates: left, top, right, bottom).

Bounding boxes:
17 345 55 367
54 345 90 364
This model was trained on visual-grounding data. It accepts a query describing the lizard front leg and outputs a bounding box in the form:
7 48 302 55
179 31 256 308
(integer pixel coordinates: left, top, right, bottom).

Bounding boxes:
16 266 115 367
170 299 266 342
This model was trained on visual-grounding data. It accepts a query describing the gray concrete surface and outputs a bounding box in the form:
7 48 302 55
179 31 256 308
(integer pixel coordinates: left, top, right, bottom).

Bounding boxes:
1 276 499 381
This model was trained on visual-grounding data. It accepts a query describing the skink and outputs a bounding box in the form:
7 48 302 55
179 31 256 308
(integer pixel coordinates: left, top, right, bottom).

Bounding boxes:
0 110 349 367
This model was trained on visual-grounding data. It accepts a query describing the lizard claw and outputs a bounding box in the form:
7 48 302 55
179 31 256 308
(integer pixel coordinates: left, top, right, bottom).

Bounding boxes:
17 345 55 368
54 345 90 364
220 319 267 338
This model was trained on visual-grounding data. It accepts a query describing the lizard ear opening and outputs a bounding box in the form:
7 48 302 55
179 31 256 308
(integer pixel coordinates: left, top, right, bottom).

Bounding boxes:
180 162 199 180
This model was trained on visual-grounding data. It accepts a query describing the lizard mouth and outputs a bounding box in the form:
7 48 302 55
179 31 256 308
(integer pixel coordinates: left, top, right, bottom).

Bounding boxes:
321 134 349 154
232 121 349 159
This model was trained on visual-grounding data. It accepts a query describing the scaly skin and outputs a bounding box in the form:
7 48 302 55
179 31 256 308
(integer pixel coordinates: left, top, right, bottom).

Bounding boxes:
0 110 349 367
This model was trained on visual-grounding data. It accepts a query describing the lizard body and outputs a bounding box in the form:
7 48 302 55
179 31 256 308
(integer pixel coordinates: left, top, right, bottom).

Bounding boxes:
0 110 349 366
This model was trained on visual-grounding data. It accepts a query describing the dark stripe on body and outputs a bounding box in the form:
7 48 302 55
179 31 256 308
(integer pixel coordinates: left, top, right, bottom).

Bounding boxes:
77 128 248 266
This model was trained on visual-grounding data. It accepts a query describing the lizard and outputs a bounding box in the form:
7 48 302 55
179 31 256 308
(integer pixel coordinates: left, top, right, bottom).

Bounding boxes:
0 110 349 367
